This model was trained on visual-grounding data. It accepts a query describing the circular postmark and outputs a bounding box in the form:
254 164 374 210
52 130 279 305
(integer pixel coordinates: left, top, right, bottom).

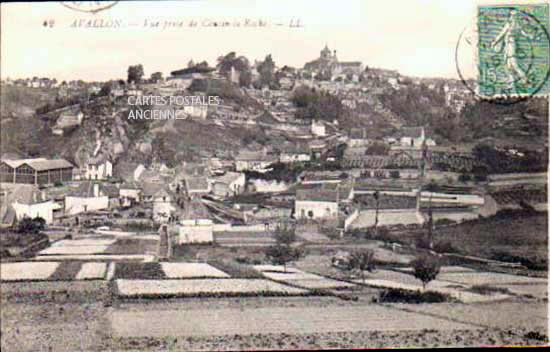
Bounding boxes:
456 6 550 104
61 1 119 14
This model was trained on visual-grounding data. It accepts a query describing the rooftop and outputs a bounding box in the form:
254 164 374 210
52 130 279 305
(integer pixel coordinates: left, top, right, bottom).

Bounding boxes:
185 176 210 192
5 184 49 205
354 194 418 210
400 127 424 139
182 198 212 220
213 171 243 185
296 183 352 203
2 158 74 171
68 181 106 198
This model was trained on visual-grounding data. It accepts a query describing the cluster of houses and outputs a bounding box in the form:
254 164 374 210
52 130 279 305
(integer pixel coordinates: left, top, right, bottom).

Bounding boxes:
1 46 492 244
0 143 487 246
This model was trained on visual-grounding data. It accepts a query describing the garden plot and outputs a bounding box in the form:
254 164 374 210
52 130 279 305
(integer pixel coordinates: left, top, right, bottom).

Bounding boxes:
39 245 110 255
161 263 230 278
116 279 308 297
75 263 107 280
1 262 59 281
254 265 355 289
254 265 324 281
51 239 116 247
288 278 356 289
32 254 154 262
438 272 547 286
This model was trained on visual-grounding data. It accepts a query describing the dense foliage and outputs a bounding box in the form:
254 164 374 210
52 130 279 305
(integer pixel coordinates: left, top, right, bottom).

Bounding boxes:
292 86 344 121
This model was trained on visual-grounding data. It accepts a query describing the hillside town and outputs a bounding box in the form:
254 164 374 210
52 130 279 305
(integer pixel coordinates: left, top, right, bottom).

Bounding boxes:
1 39 549 352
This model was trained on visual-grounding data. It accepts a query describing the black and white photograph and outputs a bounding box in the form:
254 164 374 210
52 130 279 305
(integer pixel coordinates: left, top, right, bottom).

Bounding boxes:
0 0 548 350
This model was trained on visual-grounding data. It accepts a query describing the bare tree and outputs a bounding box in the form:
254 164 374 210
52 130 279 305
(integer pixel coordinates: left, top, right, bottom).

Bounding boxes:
265 224 304 272
347 249 375 283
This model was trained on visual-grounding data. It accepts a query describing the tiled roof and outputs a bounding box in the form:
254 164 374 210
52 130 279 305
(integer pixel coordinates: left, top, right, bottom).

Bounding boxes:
279 143 310 154
213 172 243 186
235 150 276 162
101 183 120 198
185 176 209 192
6 184 49 204
69 181 105 198
400 127 424 139
8 158 74 171
140 182 166 197
339 61 362 67
87 154 109 165
296 183 351 203
354 194 417 210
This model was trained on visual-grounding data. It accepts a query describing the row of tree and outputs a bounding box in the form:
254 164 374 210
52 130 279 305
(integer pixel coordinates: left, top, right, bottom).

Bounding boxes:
266 224 441 290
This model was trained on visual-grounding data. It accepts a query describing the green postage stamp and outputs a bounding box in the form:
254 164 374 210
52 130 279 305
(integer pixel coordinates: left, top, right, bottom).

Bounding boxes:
477 3 550 98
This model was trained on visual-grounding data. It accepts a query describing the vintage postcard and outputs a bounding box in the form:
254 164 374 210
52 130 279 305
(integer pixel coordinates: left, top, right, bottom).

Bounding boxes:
0 0 548 350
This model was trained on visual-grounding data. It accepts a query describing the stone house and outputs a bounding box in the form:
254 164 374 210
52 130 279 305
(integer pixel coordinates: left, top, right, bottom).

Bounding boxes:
7 184 60 224
65 181 110 216
211 172 245 198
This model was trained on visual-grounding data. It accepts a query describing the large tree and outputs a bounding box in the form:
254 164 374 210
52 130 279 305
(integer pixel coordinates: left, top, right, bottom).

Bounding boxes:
216 52 251 87
150 72 163 83
411 255 441 290
127 64 144 84
257 54 278 89
347 249 375 283
292 85 344 121
265 224 304 272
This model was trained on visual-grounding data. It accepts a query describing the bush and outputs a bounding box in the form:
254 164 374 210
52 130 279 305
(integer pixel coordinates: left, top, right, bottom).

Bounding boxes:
469 284 510 295
16 217 45 234
346 249 376 283
375 288 449 303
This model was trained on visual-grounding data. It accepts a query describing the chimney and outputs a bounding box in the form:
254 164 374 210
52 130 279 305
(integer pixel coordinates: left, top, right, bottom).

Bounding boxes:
93 183 99 197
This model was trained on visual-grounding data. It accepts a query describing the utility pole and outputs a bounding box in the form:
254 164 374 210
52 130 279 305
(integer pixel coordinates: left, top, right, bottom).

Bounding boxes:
373 190 379 237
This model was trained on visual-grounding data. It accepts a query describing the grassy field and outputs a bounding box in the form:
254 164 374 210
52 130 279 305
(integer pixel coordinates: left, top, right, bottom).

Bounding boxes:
434 210 547 270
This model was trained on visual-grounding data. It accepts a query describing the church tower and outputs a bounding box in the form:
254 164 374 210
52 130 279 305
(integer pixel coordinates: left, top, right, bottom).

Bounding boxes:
320 44 331 60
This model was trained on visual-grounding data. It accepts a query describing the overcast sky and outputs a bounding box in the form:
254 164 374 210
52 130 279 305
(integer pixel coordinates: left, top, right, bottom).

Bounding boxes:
0 0 542 81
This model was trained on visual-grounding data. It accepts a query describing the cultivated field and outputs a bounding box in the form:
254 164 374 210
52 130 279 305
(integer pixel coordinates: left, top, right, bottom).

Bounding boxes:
115 279 309 297
1 262 59 281
254 264 356 289
161 263 230 278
